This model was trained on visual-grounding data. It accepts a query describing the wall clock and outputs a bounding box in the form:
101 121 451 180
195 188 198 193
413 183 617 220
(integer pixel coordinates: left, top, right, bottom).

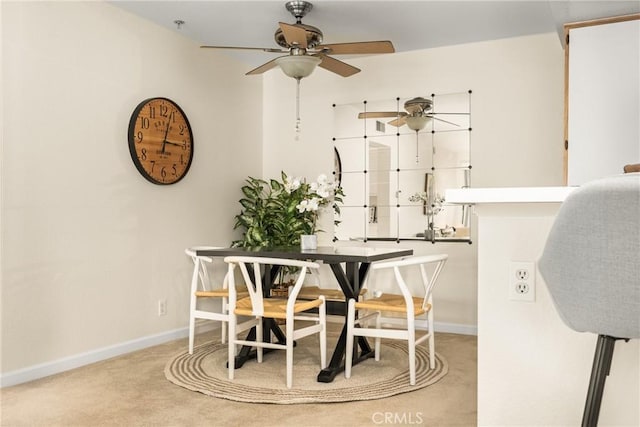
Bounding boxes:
128 97 193 185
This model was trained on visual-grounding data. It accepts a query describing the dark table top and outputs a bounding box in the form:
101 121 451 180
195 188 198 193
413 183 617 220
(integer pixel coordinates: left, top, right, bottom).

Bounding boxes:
194 246 413 264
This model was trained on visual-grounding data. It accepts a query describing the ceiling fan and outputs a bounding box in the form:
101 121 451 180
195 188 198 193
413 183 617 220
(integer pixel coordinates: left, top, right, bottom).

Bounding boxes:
200 1 395 79
359 96 461 163
358 97 460 131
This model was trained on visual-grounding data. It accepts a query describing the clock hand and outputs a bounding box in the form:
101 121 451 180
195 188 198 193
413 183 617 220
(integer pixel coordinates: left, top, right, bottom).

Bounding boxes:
161 111 174 153
164 140 182 147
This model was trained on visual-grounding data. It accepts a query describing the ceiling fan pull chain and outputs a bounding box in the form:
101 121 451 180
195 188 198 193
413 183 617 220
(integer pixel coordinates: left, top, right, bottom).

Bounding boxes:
415 130 420 163
295 77 302 136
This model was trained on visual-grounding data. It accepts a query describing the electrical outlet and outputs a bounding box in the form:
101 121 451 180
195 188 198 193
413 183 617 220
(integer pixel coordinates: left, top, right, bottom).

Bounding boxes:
515 268 529 281
509 261 535 302
158 299 167 316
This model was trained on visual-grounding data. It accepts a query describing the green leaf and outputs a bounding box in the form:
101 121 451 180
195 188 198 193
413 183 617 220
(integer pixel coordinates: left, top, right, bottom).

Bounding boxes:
239 198 256 209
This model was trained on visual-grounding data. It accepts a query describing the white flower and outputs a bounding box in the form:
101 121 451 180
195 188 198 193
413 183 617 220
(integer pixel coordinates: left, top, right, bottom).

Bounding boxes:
310 177 334 200
296 197 321 213
408 192 445 216
408 192 428 203
315 186 330 199
284 177 301 193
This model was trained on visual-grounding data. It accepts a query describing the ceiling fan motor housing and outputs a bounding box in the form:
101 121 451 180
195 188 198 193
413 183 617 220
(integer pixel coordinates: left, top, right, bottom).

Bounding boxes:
405 97 433 115
274 23 323 49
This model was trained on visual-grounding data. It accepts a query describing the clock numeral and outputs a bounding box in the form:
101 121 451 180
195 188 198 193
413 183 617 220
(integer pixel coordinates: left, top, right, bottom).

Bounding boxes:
160 105 169 118
160 166 167 180
140 117 150 129
150 160 156 172
148 106 156 119
136 131 144 143
140 148 147 160
180 154 184 165
172 164 177 176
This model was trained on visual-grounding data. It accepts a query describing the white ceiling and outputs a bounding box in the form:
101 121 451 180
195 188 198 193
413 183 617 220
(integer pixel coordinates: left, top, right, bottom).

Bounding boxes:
110 1 639 69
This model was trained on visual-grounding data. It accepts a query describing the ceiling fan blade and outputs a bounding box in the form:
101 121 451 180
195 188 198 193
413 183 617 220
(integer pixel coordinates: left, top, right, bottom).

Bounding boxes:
316 55 360 77
200 45 285 53
316 41 395 55
388 117 407 127
358 111 404 119
245 58 280 75
428 115 460 126
279 22 308 48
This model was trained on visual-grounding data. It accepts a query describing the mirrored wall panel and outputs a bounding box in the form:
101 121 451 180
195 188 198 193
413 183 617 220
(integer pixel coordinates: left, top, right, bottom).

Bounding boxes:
333 90 472 242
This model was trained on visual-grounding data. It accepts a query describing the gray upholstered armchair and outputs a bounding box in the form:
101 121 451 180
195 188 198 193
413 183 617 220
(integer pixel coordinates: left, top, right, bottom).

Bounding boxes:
539 173 640 426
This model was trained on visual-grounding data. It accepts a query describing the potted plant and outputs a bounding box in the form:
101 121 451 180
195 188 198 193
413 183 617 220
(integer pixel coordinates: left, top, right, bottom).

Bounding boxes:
232 172 343 294
232 171 343 248
408 191 444 240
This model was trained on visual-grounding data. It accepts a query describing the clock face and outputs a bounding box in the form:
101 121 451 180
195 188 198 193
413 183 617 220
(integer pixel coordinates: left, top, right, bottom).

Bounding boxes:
128 97 193 185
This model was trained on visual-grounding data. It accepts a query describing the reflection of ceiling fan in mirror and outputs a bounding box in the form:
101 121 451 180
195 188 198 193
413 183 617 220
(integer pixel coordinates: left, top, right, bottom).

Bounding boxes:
358 97 460 131
200 1 395 79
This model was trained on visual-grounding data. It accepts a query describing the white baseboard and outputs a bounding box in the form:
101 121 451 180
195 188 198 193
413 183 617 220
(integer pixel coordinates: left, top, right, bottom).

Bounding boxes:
0 327 192 388
377 316 477 336
434 321 477 336
0 320 474 388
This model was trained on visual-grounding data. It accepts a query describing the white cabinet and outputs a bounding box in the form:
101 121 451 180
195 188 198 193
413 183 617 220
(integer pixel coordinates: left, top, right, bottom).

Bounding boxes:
565 16 640 185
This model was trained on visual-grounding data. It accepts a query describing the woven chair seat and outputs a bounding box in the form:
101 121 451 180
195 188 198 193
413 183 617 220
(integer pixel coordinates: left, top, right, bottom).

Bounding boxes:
235 296 323 319
355 293 431 316
195 287 248 298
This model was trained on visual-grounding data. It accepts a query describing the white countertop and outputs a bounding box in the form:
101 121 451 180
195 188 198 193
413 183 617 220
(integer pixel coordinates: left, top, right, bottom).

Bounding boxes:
445 186 577 204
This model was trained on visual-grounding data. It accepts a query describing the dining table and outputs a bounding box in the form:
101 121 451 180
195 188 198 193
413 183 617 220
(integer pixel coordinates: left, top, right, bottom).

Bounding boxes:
195 245 413 383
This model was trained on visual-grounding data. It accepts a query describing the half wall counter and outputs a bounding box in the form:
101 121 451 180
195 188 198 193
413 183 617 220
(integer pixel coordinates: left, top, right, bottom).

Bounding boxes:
445 186 639 426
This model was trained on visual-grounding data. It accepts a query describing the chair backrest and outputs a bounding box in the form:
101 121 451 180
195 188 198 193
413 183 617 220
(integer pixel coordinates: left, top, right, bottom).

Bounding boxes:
538 173 640 339
224 256 321 316
369 254 448 316
185 247 224 293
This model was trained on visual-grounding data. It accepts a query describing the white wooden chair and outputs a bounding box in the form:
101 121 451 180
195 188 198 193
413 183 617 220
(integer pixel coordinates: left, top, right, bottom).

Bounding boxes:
345 254 448 385
185 247 246 354
225 256 327 389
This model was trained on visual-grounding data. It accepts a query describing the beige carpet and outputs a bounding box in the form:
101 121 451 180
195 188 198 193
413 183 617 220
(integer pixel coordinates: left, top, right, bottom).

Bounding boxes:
165 334 448 404
1 332 476 426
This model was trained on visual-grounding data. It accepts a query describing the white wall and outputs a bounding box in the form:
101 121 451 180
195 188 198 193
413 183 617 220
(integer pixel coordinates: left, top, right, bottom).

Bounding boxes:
1 3 566 387
262 33 565 331
1 1 262 379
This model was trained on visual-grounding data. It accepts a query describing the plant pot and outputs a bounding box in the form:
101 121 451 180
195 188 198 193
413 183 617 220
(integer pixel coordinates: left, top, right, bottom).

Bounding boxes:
300 234 318 250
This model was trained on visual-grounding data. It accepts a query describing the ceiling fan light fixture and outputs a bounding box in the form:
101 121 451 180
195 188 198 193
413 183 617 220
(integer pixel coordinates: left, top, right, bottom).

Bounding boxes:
275 55 321 79
405 116 431 131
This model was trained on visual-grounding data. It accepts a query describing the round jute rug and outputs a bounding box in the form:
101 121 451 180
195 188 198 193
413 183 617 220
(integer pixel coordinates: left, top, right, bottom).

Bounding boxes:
164 334 448 404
